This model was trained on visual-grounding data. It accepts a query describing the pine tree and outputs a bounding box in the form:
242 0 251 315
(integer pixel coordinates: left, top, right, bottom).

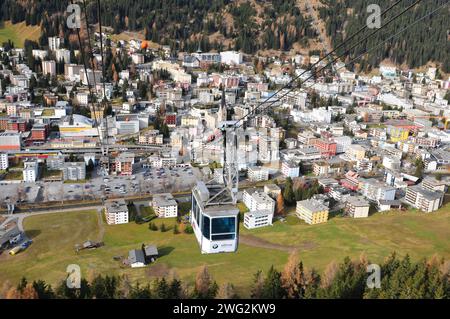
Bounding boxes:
32 280 55 299
261 266 285 299
154 278 170 299
168 278 183 299
283 178 295 205
250 270 264 299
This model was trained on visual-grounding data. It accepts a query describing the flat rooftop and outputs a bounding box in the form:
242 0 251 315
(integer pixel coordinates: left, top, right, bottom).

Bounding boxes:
105 199 128 214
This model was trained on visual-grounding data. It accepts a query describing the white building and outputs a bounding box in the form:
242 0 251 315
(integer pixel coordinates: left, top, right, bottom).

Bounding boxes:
345 196 370 218
104 199 129 225
281 160 300 178
405 185 444 213
42 60 56 76
62 162 86 181
32 49 48 60
356 158 373 172
333 136 352 154
145 155 177 168
55 49 71 63
220 51 243 65
48 36 62 51
0 153 8 170
244 210 273 229
360 179 396 202
247 166 269 182
152 193 178 218
76 92 89 106
23 160 39 182
382 156 401 170
243 188 275 214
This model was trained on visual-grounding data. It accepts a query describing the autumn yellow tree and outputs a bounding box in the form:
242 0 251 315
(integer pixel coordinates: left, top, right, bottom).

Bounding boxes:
4 284 38 299
194 266 218 299
275 193 285 216
216 283 237 299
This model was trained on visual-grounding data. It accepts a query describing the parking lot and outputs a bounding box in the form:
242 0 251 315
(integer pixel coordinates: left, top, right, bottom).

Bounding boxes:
0 165 198 205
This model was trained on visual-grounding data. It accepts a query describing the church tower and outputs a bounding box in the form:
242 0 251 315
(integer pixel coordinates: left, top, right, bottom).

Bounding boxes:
218 84 227 123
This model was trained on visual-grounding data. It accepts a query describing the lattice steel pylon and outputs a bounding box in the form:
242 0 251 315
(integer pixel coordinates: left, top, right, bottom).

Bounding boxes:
222 124 239 205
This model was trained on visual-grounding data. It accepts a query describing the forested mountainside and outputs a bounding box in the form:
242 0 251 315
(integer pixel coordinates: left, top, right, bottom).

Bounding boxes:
318 0 450 73
0 0 448 72
0 0 317 54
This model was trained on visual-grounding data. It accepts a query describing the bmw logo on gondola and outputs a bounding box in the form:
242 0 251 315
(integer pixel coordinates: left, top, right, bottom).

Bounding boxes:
212 244 218 249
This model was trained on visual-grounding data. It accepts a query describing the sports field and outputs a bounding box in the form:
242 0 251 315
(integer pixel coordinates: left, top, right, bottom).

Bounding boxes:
0 21 41 48
0 202 449 296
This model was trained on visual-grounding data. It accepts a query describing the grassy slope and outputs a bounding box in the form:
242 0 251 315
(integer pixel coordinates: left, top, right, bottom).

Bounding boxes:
241 205 450 270
0 21 41 48
0 203 449 296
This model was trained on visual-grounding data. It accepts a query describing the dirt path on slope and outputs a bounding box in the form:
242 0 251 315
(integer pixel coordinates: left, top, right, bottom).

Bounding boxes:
240 234 298 253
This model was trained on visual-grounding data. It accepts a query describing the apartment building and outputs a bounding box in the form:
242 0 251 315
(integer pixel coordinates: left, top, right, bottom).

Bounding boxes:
297 131 318 145
421 177 448 193
259 134 280 164
42 60 56 76
356 158 373 172
243 188 275 214
48 36 62 50
0 153 8 170
62 162 86 181
30 124 48 141
313 138 337 158
313 161 342 176
382 156 401 170
329 185 352 202
152 193 178 218
104 199 129 225
139 130 163 145
345 196 370 218
181 115 199 127
23 160 39 182
296 199 329 225
264 184 282 199
405 185 444 213
346 144 366 160
115 152 134 176
244 210 273 229
281 160 300 178
0 132 22 151
340 171 360 191
359 179 396 202
247 166 269 182
334 136 353 153
145 155 177 168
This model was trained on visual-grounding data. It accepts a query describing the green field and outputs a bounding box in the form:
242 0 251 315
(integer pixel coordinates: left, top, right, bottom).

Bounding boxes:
0 21 41 48
0 203 449 296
